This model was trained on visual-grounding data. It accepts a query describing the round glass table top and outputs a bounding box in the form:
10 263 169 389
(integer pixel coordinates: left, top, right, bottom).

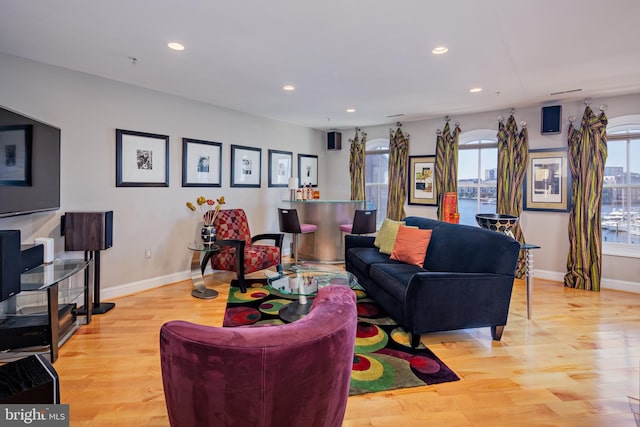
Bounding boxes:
187 242 220 252
266 269 358 297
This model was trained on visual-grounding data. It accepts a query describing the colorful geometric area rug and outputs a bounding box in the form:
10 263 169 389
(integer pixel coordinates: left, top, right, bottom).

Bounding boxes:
223 283 460 396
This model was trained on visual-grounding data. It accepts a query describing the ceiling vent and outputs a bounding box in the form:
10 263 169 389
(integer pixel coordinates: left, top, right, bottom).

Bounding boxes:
548 88 582 96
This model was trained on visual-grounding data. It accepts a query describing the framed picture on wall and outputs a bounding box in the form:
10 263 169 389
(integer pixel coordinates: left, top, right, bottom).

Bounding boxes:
298 153 318 187
268 149 292 187
524 148 571 211
0 124 32 186
408 155 437 206
116 129 169 187
230 144 261 187
182 138 222 187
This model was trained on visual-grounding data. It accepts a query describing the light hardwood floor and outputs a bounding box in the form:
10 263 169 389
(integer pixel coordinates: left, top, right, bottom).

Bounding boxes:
52 270 640 426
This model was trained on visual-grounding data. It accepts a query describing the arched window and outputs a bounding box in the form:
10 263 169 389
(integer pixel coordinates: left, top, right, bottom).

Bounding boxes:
457 130 498 226
602 115 640 256
365 138 388 227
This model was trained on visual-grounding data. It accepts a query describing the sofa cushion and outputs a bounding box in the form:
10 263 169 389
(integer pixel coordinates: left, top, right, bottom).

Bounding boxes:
347 247 394 277
369 262 426 303
373 218 405 255
390 226 432 268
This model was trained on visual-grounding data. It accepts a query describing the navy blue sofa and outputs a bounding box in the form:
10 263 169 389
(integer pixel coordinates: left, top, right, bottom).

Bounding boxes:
345 216 520 347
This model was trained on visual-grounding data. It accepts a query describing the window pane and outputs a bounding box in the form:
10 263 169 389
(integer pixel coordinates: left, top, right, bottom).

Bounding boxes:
458 149 479 226
605 140 626 184
603 135 640 248
458 146 497 226
631 138 640 175
602 188 640 244
631 138 640 245
365 151 388 226
479 147 497 216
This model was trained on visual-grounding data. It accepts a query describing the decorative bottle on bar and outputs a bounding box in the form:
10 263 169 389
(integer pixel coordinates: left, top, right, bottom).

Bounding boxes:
306 183 313 200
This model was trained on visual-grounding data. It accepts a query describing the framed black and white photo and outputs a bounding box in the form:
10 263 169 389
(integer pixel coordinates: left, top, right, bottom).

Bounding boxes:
231 144 261 187
0 124 32 186
408 155 437 206
268 149 292 187
116 129 169 187
524 148 571 211
182 138 222 187
298 153 318 187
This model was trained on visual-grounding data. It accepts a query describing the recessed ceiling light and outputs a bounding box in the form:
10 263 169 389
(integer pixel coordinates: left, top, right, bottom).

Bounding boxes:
282 85 295 91
432 46 448 55
167 42 185 51
469 87 483 93
346 108 356 113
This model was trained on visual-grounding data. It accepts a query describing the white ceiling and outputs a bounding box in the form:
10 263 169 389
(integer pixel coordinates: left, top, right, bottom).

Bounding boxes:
2 0 640 131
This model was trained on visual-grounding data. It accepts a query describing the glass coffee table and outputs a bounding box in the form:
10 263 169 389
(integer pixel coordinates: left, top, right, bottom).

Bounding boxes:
266 269 359 323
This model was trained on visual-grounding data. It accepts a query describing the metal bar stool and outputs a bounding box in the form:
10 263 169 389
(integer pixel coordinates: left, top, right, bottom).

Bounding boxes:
340 209 377 235
278 208 318 268
340 209 377 253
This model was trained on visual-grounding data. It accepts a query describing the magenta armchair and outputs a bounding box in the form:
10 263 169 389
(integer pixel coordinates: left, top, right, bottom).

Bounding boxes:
160 285 357 427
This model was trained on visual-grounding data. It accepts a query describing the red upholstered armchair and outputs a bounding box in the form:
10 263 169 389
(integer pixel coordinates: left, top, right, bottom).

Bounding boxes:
210 209 283 292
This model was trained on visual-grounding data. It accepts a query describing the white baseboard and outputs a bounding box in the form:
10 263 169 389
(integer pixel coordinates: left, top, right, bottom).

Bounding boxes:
101 270 191 300
101 266 640 301
534 269 640 294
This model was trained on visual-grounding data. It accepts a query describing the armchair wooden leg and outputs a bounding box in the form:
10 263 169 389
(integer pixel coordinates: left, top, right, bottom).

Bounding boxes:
491 325 505 340
237 275 247 293
235 250 247 293
410 333 421 348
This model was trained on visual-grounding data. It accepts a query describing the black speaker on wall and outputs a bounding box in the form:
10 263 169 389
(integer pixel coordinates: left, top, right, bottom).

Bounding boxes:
328 132 342 150
541 105 562 135
0 229 21 303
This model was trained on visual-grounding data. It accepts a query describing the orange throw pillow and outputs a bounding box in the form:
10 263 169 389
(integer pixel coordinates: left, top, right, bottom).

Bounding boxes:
390 225 432 268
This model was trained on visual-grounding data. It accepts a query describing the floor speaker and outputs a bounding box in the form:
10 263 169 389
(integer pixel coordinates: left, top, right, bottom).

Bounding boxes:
328 132 342 150
541 105 562 135
0 354 60 404
0 230 21 302
62 210 115 315
63 211 113 251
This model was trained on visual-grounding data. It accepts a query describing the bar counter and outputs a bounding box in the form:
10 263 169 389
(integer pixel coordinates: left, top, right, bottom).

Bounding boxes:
282 200 369 263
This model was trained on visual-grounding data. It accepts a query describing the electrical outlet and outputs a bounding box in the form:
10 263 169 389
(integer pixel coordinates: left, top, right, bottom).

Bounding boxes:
145 249 151 259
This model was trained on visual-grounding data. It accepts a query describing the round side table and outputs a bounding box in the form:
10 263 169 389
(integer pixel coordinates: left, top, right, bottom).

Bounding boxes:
187 243 220 299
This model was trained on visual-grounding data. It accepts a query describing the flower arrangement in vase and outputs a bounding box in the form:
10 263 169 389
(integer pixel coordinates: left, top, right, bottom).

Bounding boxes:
186 196 225 244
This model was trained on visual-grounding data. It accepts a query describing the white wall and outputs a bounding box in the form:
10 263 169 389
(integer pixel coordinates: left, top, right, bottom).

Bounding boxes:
2 53 638 296
326 94 640 293
0 53 326 297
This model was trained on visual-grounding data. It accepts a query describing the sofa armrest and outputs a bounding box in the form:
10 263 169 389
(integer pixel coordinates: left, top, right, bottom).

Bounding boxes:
345 234 375 250
404 271 515 335
344 234 376 271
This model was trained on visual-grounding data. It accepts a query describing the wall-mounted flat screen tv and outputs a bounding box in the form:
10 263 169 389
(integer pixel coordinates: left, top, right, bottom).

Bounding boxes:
0 106 61 218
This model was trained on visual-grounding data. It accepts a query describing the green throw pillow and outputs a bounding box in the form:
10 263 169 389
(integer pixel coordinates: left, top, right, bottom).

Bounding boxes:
374 218 405 255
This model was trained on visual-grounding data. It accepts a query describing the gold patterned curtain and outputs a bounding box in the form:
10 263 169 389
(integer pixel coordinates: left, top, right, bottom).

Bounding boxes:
435 119 461 221
565 103 608 291
386 125 409 220
349 128 366 200
497 114 529 278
